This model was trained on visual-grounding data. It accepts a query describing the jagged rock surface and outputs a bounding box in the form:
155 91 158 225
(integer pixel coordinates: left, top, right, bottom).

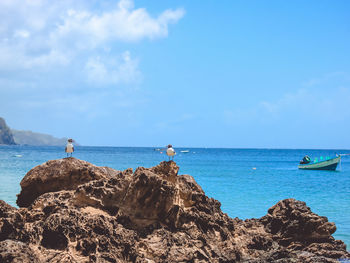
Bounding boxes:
0 158 348 262
17 157 120 207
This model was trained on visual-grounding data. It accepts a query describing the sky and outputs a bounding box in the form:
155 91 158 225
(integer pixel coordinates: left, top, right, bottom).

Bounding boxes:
1 0 350 148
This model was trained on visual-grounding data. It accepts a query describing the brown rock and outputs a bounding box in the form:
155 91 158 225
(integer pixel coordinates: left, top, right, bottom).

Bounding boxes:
0 240 39 263
262 198 337 243
0 159 348 262
16 157 120 207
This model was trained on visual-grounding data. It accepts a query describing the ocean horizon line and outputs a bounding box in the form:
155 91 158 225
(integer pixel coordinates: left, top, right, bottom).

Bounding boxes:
2 144 349 151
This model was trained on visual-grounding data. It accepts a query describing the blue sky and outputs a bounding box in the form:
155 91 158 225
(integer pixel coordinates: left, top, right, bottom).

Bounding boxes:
1 0 349 148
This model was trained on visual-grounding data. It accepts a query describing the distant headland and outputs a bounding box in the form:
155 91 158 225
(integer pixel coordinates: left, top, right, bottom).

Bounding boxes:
0 117 77 146
0 117 16 145
11 129 75 146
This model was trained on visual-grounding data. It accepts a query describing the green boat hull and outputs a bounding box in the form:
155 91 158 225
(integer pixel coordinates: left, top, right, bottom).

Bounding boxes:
298 156 341 171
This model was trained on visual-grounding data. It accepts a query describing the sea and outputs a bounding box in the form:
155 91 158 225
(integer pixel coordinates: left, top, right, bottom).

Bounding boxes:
1 146 349 249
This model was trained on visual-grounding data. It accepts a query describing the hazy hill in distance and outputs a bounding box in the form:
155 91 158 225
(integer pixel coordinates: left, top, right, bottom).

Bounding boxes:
12 130 76 146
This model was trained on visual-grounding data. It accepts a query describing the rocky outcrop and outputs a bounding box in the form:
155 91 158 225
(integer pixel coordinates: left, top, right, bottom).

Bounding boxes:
0 159 349 262
0 117 16 145
16 158 120 207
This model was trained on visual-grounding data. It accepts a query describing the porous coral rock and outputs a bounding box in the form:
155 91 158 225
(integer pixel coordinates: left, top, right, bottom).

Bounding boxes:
0 159 347 262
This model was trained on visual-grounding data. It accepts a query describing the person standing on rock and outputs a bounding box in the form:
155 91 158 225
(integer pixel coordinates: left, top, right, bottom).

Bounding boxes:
166 144 176 161
65 139 74 157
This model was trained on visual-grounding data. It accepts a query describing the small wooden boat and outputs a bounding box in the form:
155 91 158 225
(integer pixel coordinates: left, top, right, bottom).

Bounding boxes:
298 156 341 171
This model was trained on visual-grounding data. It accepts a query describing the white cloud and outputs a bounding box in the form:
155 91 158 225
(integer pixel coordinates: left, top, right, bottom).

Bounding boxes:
302 72 350 87
261 73 350 121
85 51 141 85
53 1 185 47
260 86 350 122
0 44 69 71
14 30 30 38
0 0 185 133
0 0 184 84
224 73 350 125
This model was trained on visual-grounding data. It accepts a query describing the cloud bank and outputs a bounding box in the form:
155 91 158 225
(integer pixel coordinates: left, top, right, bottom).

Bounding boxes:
0 0 185 132
0 0 185 85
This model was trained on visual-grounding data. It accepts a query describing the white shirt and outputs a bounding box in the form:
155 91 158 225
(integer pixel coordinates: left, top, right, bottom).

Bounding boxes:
65 143 74 153
166 147 176 157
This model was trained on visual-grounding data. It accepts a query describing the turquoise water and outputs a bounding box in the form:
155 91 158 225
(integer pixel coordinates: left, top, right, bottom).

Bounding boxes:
1 146 349 248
